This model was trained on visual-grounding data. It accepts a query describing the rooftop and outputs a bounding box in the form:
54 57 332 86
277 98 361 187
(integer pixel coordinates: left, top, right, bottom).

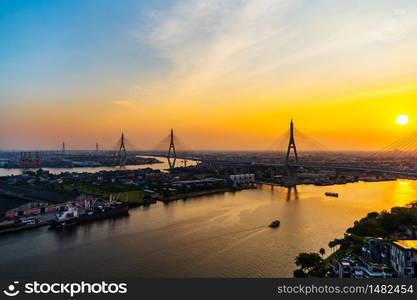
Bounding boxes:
393 240 417 250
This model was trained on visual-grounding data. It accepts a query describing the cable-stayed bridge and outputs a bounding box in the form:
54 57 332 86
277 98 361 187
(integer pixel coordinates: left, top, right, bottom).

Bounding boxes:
127 120 417 177
23 120 417 176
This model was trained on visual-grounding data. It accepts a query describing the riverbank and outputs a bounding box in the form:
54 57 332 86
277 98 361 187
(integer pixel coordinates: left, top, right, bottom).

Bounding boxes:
1 184 240 212
2 155 162 169
159 188 233 202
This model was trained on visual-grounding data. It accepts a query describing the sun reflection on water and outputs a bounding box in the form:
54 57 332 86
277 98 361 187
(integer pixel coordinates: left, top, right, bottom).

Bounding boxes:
392 179 417 208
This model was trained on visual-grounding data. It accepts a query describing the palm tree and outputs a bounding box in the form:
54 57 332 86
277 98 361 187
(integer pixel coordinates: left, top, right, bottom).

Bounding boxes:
328 241 335 254
295 253 323 272
319 248 325 257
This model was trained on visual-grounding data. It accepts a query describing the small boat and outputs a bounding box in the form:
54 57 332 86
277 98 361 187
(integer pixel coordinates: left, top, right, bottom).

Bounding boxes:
325 192 339 197
269 220 280 228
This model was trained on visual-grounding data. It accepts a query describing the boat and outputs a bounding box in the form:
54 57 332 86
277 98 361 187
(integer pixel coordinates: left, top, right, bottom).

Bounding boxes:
48 196 129 229
325 192 339 197
269 220 280 228
78 201 129 223
48 205 79 228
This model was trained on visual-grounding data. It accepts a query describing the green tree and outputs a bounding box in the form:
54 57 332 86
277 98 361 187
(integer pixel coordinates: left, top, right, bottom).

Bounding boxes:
328 241 335 254
293 269 307 278
366 212 379 219
295 253 323 272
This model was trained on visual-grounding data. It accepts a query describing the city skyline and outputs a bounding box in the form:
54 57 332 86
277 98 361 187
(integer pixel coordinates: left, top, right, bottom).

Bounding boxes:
1 0 417 150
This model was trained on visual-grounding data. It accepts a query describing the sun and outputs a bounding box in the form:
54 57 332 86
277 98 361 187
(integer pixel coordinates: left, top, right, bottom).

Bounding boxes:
396 114 409 125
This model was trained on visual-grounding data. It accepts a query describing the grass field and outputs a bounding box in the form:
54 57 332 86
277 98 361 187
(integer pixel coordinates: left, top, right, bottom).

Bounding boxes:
57 183 147 205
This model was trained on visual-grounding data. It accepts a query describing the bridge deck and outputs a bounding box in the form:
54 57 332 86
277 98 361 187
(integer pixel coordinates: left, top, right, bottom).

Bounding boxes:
137 153 417 176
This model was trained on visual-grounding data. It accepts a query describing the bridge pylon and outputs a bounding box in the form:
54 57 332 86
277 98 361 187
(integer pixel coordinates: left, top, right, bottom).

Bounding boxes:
285 119 299 187
286 119 299 164
167 129 177 169
118 133 127 166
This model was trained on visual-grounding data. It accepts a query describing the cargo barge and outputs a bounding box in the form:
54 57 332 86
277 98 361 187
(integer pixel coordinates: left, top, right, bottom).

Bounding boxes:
1 196 129 234
49 197 129 229
78 203 129 223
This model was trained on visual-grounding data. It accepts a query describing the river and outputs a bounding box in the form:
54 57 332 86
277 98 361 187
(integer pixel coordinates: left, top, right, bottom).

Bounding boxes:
0 156 196 176
1 175 416 278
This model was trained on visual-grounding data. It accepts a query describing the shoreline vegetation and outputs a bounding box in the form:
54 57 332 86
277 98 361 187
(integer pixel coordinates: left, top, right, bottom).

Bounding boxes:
53 182 150 206
293 201 417 277
158 186 254 202
54 183 251 207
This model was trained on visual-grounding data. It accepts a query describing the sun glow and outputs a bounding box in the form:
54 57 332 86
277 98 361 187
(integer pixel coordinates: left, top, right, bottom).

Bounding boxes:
396 114 409 125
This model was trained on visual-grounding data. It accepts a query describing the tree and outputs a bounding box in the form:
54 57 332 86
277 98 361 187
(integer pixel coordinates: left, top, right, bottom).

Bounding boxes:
328 238 343 253
328 241 335 254
407 201 417 209
319 248 325 256
366 212 379 219
295 253 323 272
293 269 307 278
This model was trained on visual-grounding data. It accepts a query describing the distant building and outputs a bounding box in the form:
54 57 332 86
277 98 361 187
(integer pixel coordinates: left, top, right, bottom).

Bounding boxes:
229 174 255 185
362 237 387 263
335 259 352 278
390 240 417 278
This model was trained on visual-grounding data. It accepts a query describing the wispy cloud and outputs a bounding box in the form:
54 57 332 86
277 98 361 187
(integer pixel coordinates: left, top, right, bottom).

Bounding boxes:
145 0 299 98
140 0 417 103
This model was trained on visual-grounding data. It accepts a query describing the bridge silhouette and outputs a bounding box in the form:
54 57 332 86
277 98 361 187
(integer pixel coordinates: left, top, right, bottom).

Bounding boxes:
119 120 417 177
55 120 417 176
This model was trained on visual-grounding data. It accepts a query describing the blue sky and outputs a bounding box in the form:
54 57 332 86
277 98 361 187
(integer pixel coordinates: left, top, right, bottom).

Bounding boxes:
0 0 166 104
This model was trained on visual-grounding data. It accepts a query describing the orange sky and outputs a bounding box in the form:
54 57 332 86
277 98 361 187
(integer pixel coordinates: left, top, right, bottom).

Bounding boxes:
2 79 416 151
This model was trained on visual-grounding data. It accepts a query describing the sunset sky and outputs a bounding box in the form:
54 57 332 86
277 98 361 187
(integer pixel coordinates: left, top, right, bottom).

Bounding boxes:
1 0 417 151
